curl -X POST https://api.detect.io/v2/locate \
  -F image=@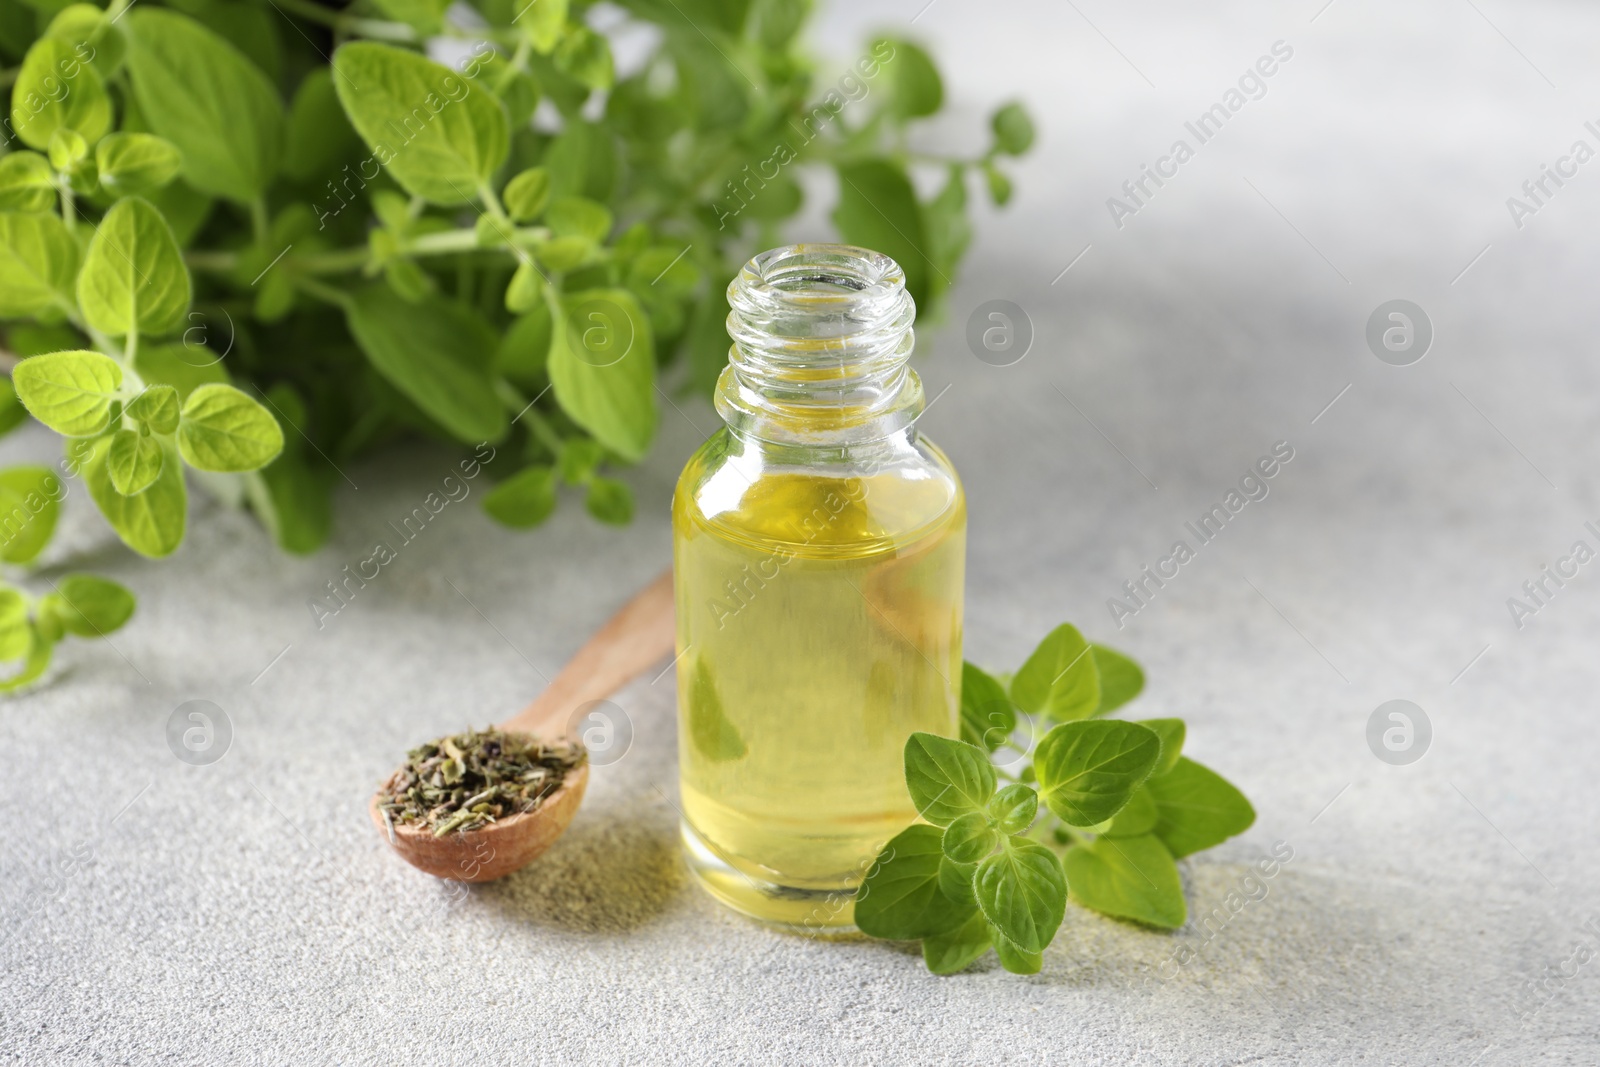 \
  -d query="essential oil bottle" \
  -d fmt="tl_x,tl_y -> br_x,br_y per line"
672,244 -> 966,930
